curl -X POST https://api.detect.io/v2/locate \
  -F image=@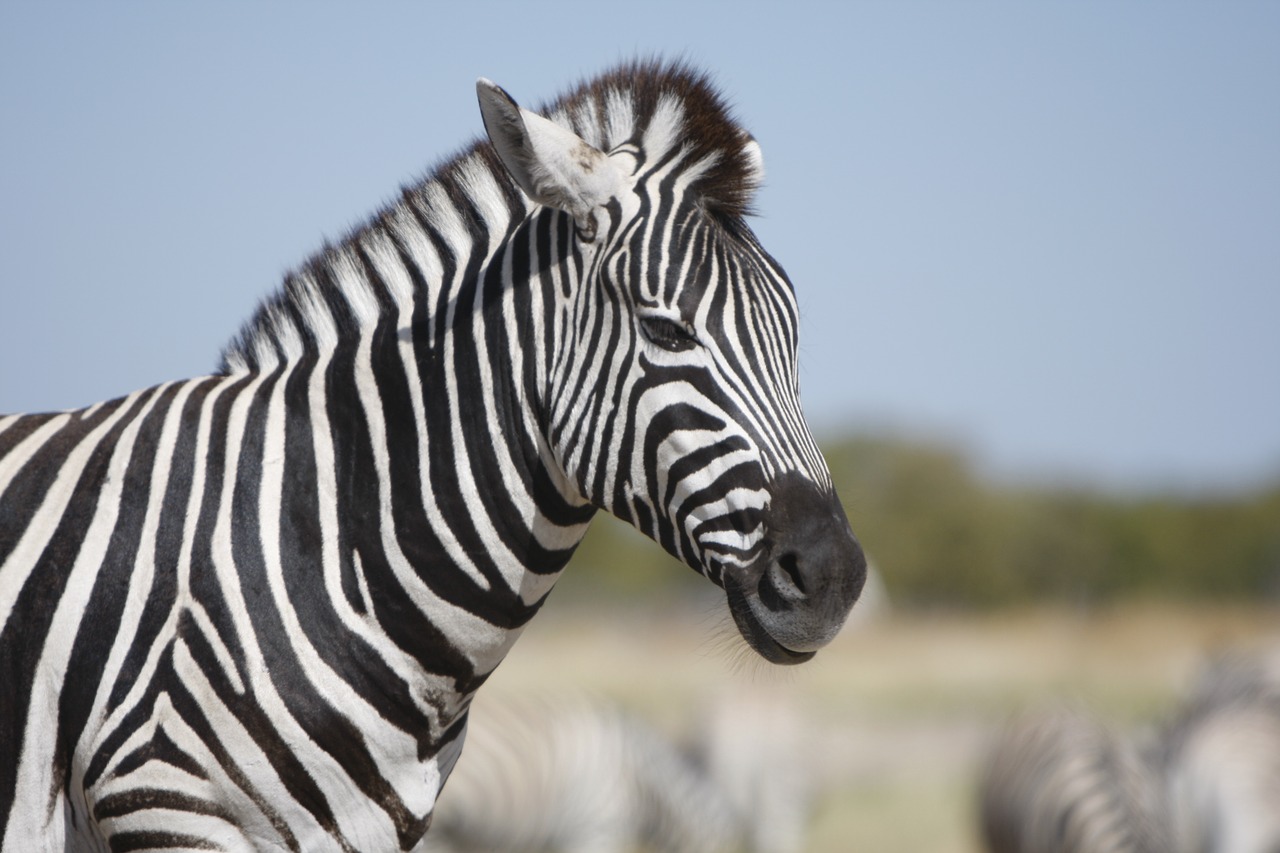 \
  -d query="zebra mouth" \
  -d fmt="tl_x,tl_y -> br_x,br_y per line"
723,575 -> 816,665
